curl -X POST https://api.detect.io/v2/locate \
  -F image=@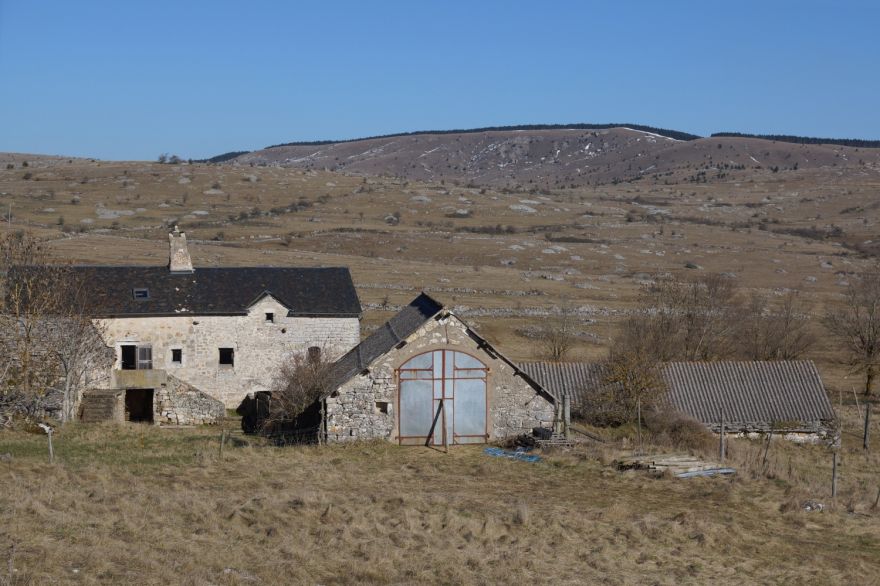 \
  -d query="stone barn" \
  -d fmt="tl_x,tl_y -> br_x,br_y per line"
320,293 -> 557,444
